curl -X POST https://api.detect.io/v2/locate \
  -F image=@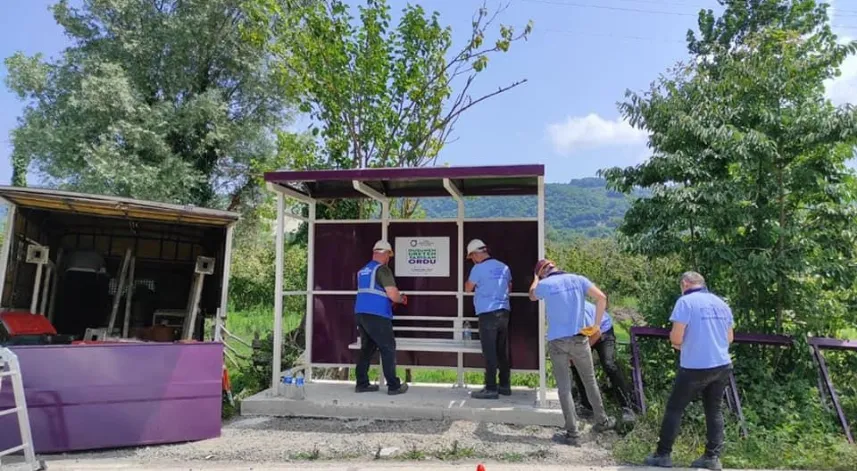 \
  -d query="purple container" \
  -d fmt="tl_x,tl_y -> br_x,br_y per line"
0,342 -> 222,453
